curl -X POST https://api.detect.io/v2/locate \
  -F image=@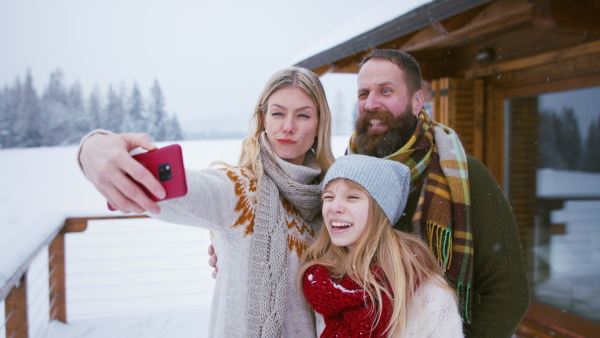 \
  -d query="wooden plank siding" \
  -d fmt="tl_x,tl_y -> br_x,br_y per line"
506,97 -> 539,286
432,78 -> 484,160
